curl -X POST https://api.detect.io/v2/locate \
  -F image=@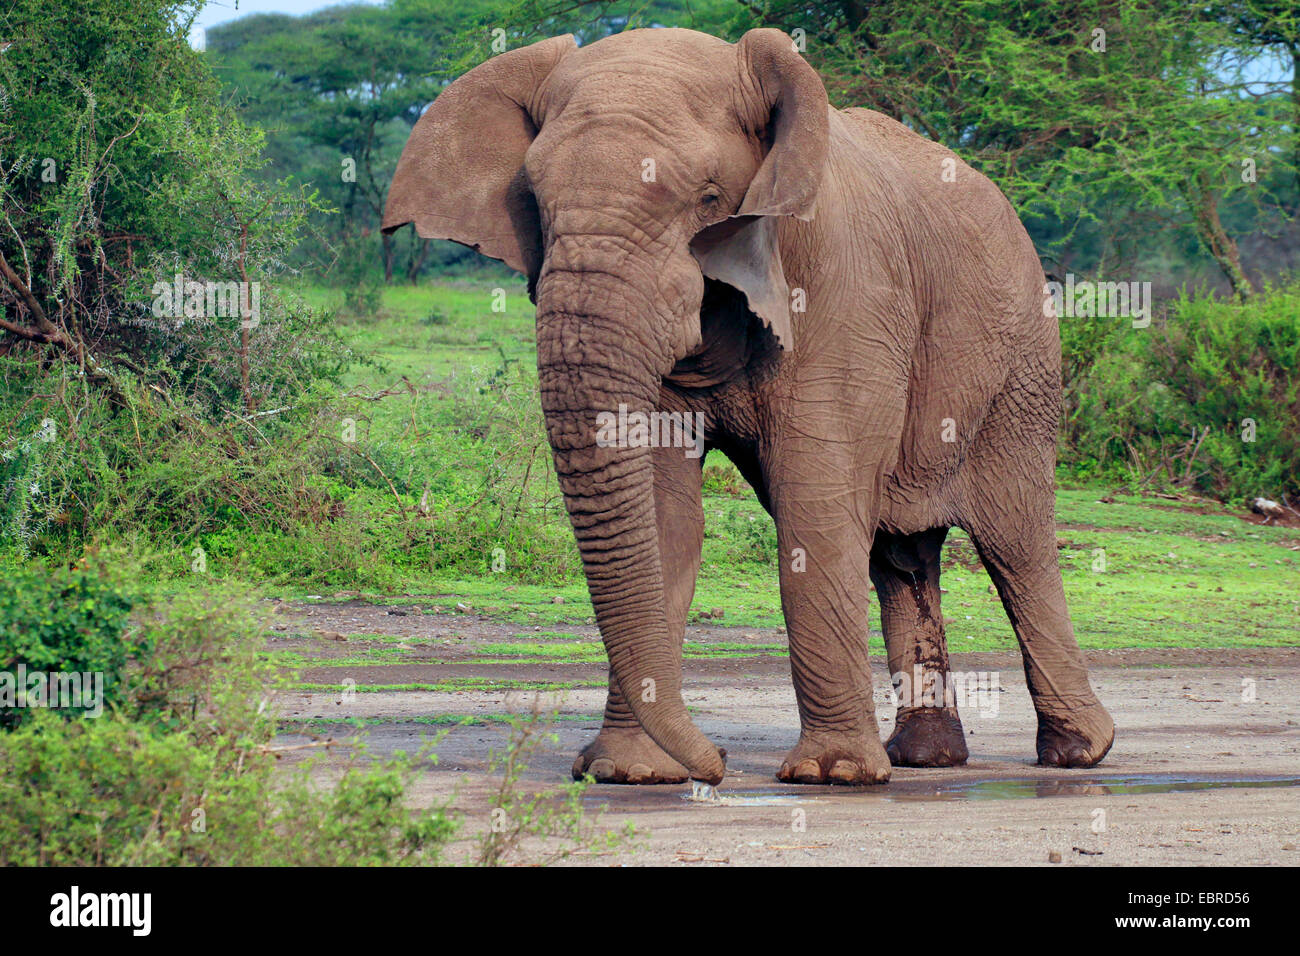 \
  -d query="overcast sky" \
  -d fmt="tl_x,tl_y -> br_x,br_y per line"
192,0 -> 378,35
